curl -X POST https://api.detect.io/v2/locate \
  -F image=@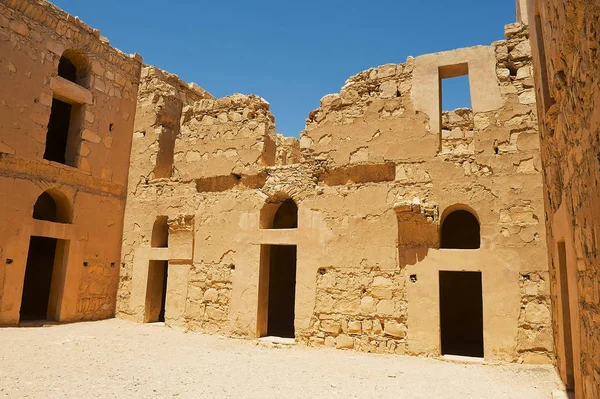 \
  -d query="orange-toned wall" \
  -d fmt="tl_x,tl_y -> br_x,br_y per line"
0,0 -> 142,324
